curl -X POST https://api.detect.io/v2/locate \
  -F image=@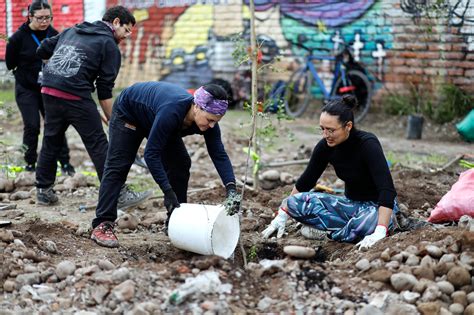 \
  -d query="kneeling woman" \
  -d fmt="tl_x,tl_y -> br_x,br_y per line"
262,95 -> 399,250
91,82 -> 238,248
